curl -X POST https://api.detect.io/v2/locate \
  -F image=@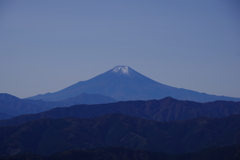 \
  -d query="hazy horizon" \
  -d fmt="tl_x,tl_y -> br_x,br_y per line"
0,0 -> 240,98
